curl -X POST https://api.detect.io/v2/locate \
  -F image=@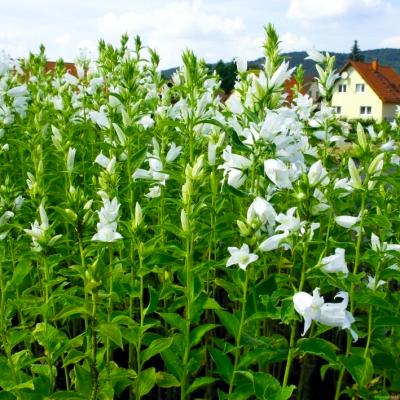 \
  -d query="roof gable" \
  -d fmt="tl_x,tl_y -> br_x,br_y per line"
341,60 -> 400,103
